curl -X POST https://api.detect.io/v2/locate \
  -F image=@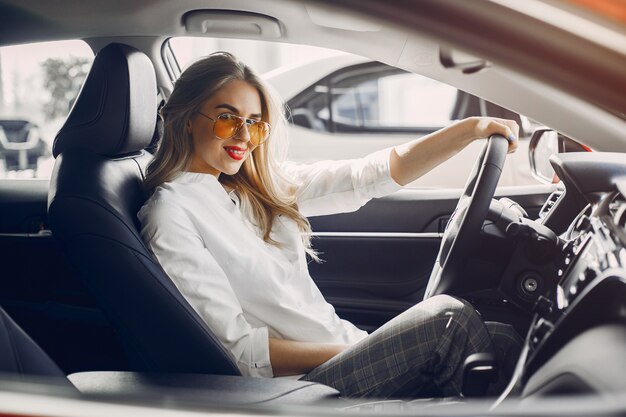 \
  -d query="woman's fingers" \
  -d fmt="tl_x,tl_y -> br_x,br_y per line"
494,118 -> 520,154
474,117 -> 519,154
